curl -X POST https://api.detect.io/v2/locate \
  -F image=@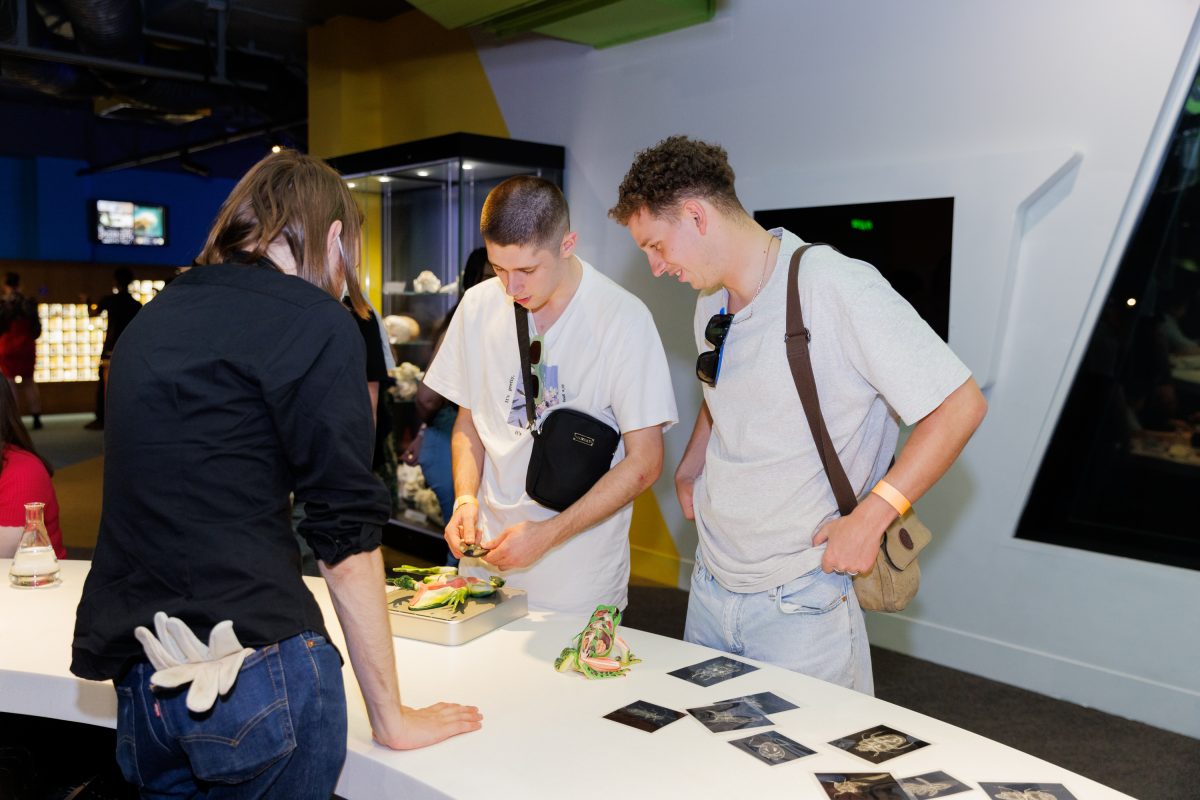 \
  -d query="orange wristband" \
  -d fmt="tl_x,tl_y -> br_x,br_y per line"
871,480 -> 911,517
